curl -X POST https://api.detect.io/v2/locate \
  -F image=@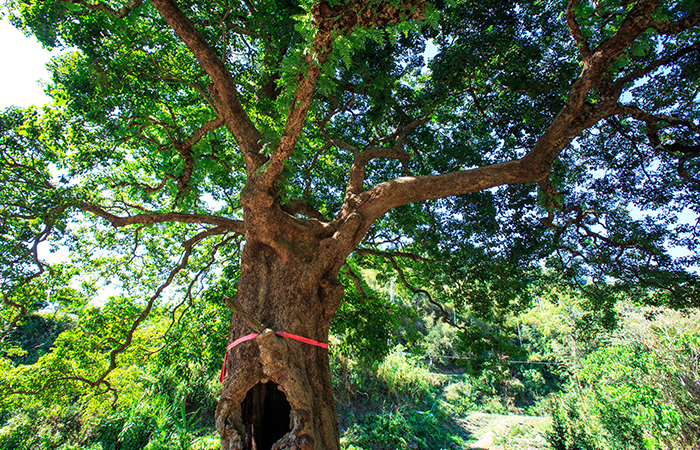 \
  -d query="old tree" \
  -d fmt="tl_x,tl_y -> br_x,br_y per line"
1,0 -> 699,448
